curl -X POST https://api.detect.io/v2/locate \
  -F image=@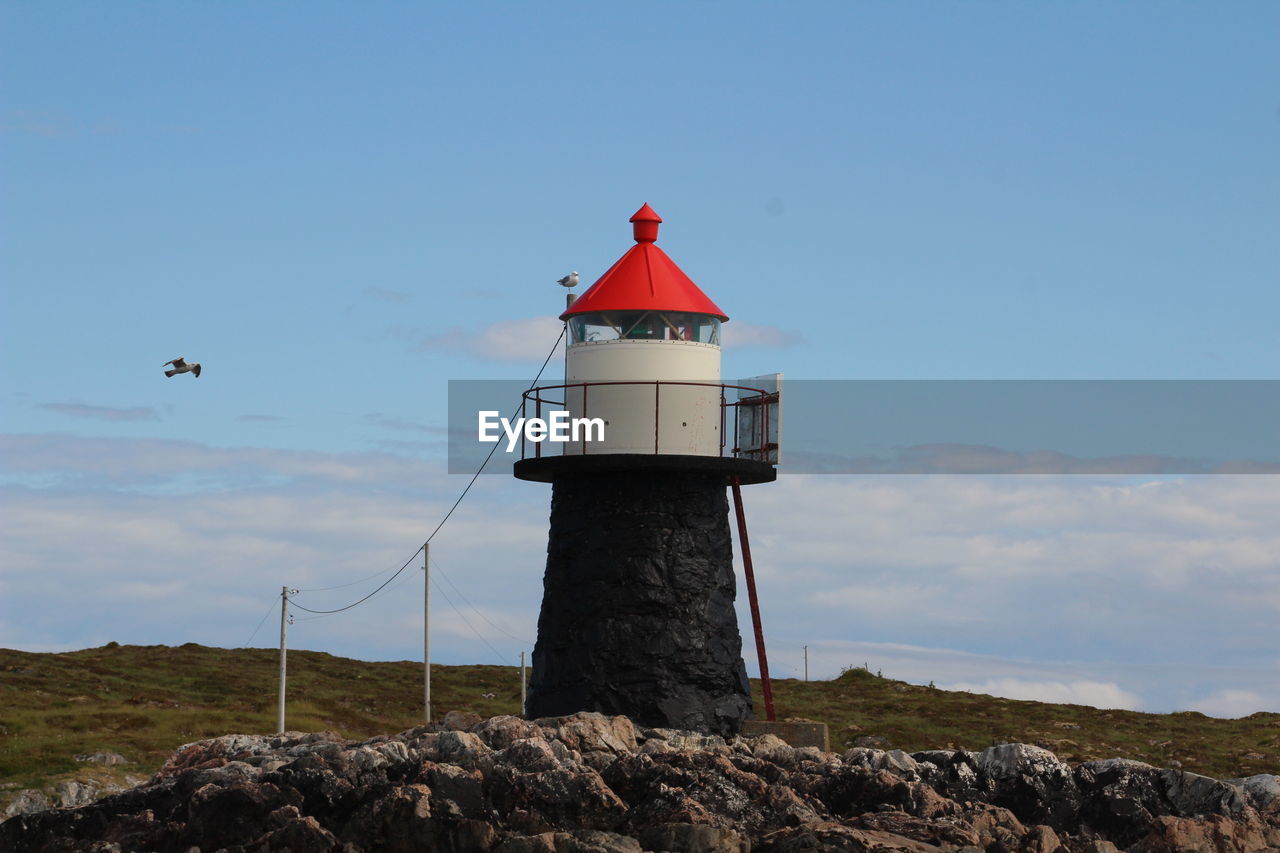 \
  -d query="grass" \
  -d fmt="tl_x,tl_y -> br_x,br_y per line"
768,667 -> 1278,778
2,645 -> 1276,813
